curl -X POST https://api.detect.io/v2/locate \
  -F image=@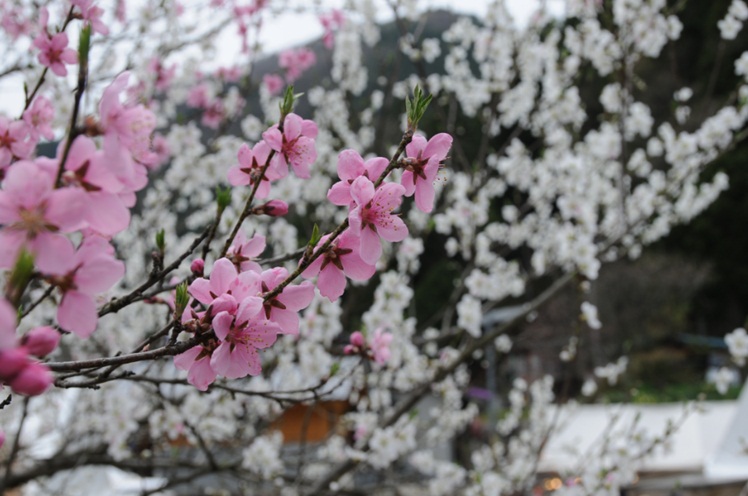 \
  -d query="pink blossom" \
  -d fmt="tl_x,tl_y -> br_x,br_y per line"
186,83 -> 211,108
174,345 -> 217,391
260,268 -> 314,335
226,232 -> 265,273
0,117 -> 34,170
0,160 -> 86,274
258,199 -> 288,217
190,258 -> 205,277
319,9 -> 346,49
263,113 -> 318,179
32,11 -> 77,78
227,141 -> 278,198
52,236 -> 125,337
21,326 -> 60,357
147,57 -> 177,91
347,176 -> 408,265
401,133 -> 452,213
370,328 -> 393,365
23,96 -> 55,141
8,361 -> 53,395
327,149 -> 388,206
55,136 -> 131,236
150,133 -> 171,170
99,71 -> 158,169
215,65 -> 241,82
210,297 -> 279,378
189,258 -> 241,309
301,230 -> 376,301
263,74 -> 284,96
201,99 -> 226,129
278,48 -> 316,82
71,0 -> 109,35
